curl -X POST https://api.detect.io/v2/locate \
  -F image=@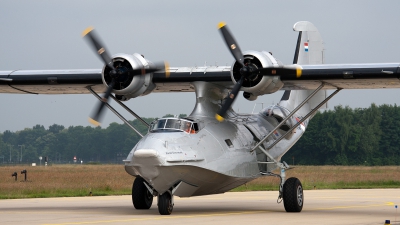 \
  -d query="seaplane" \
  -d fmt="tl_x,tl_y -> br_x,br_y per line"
1,21 -> 399,215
